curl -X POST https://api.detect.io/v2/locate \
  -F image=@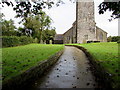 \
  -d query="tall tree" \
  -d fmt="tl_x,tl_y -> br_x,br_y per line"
38,10 -> 52,43
22,10 -> 52,43
1,19 -> 16,31
1,19 -> 18,36
18,27 -> 26,36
